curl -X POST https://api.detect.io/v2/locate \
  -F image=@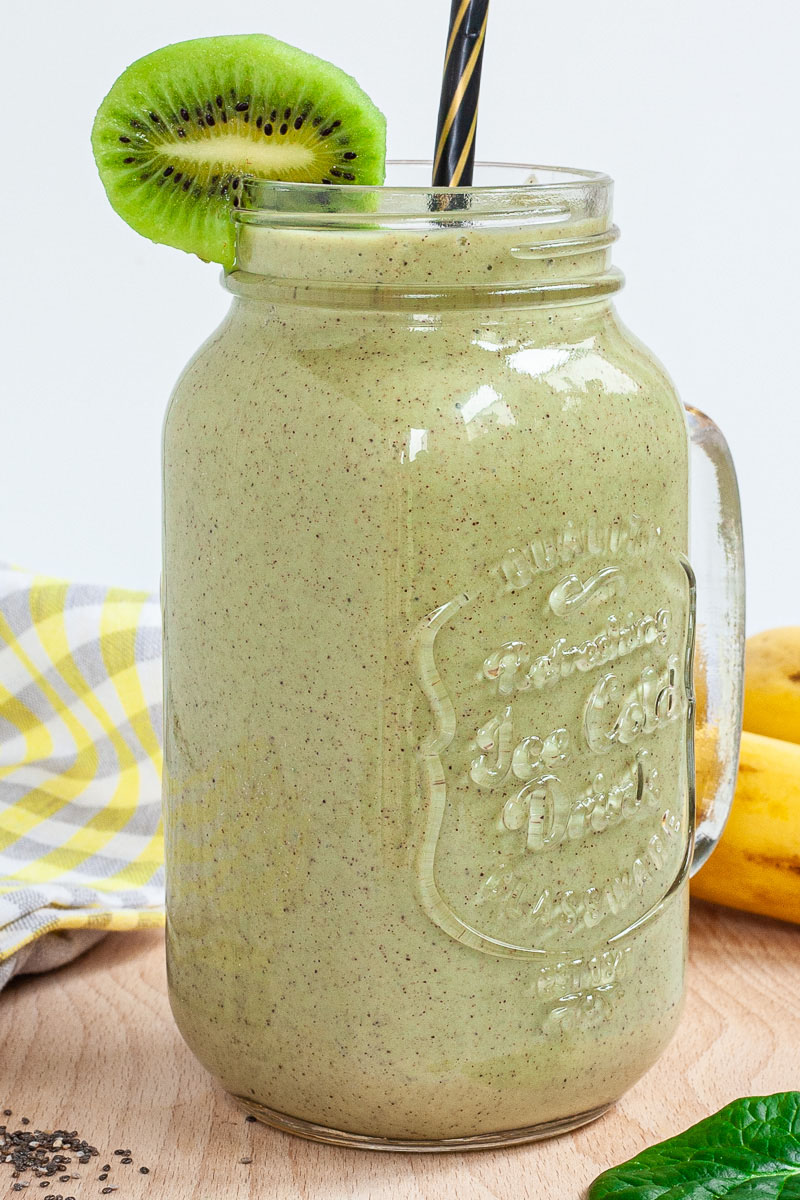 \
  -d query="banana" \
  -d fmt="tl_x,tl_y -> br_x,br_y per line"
743,626 -> 800,744
691,729 -> 800,924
